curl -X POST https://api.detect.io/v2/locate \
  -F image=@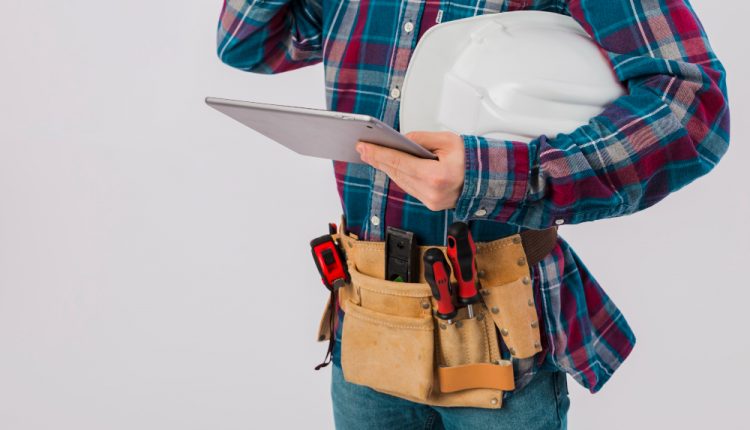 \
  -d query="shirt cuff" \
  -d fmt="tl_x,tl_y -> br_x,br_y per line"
453,134 -> 536,222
